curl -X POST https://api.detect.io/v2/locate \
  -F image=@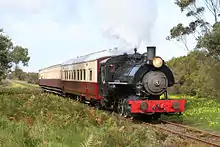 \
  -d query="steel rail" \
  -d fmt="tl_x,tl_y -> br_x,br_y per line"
145,121 -> 220,147
161,120 -> 220,138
